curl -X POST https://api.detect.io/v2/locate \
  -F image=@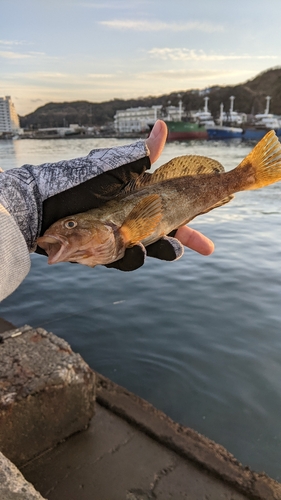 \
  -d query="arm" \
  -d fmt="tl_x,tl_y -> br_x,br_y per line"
0,139 -> 150,301
0,121 -> 214,301
0,204 -> 30,301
